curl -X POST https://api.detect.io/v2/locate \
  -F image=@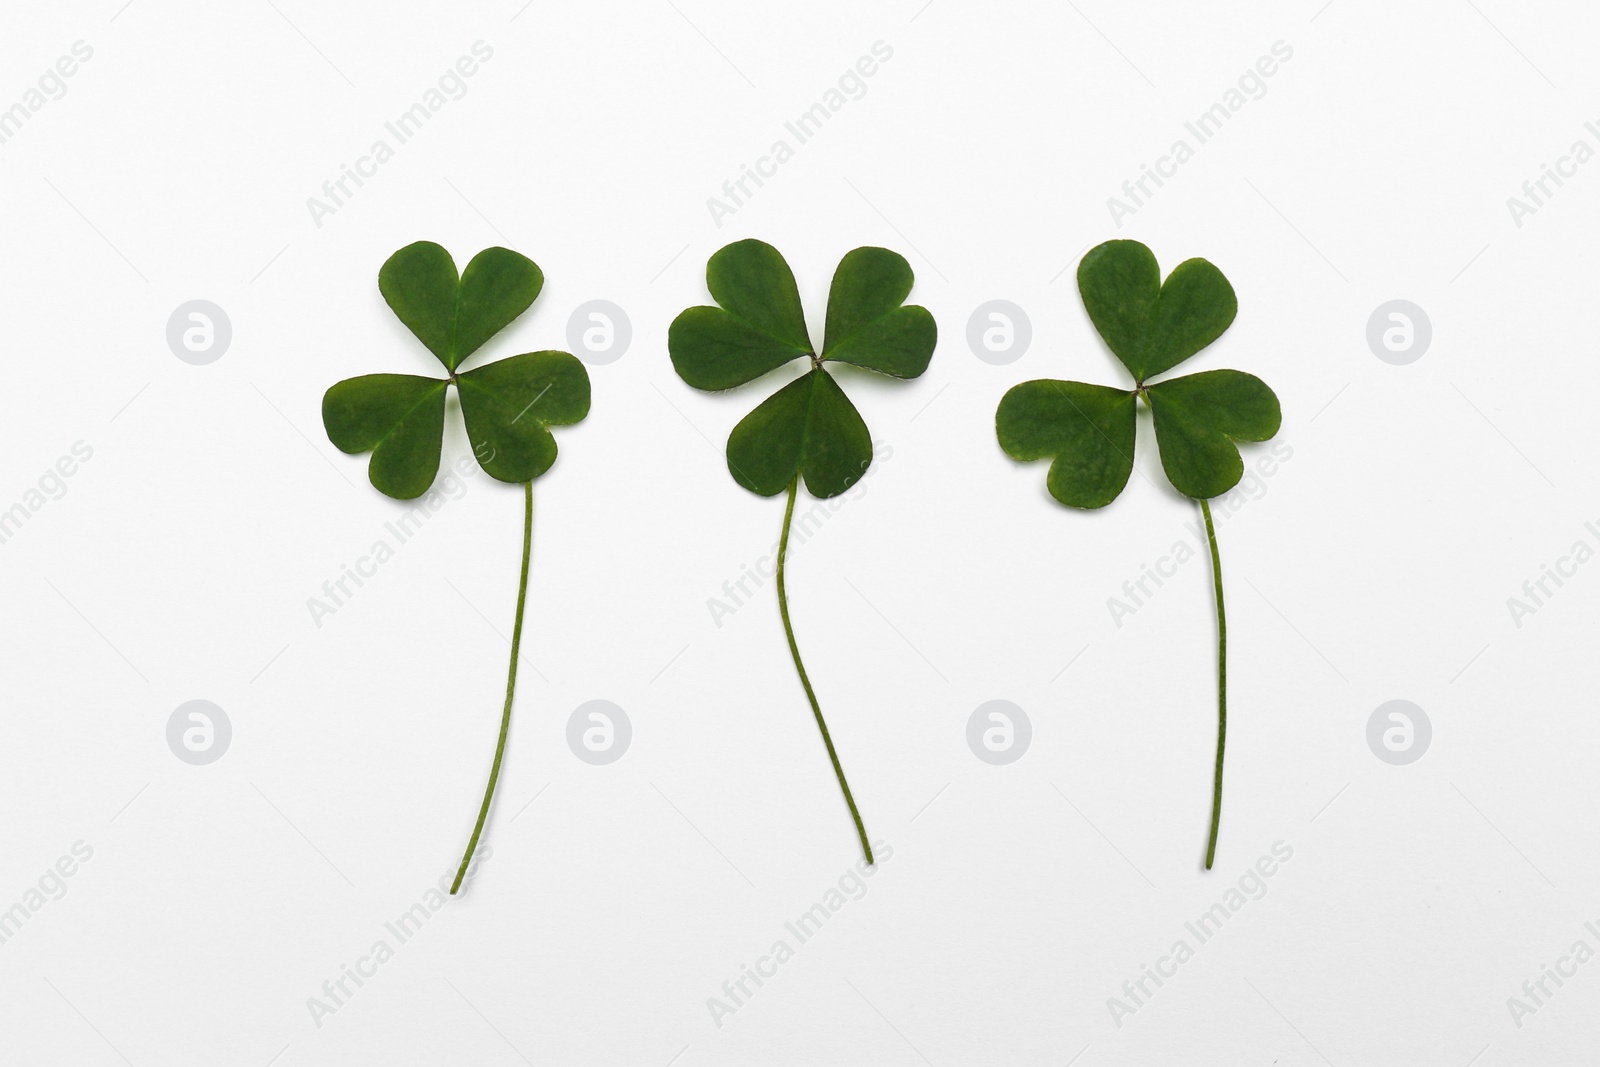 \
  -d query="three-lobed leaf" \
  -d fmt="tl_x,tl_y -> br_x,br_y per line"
325,243 -> 587,500
999,240 -> 1279,506
669,241 -> 935,499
